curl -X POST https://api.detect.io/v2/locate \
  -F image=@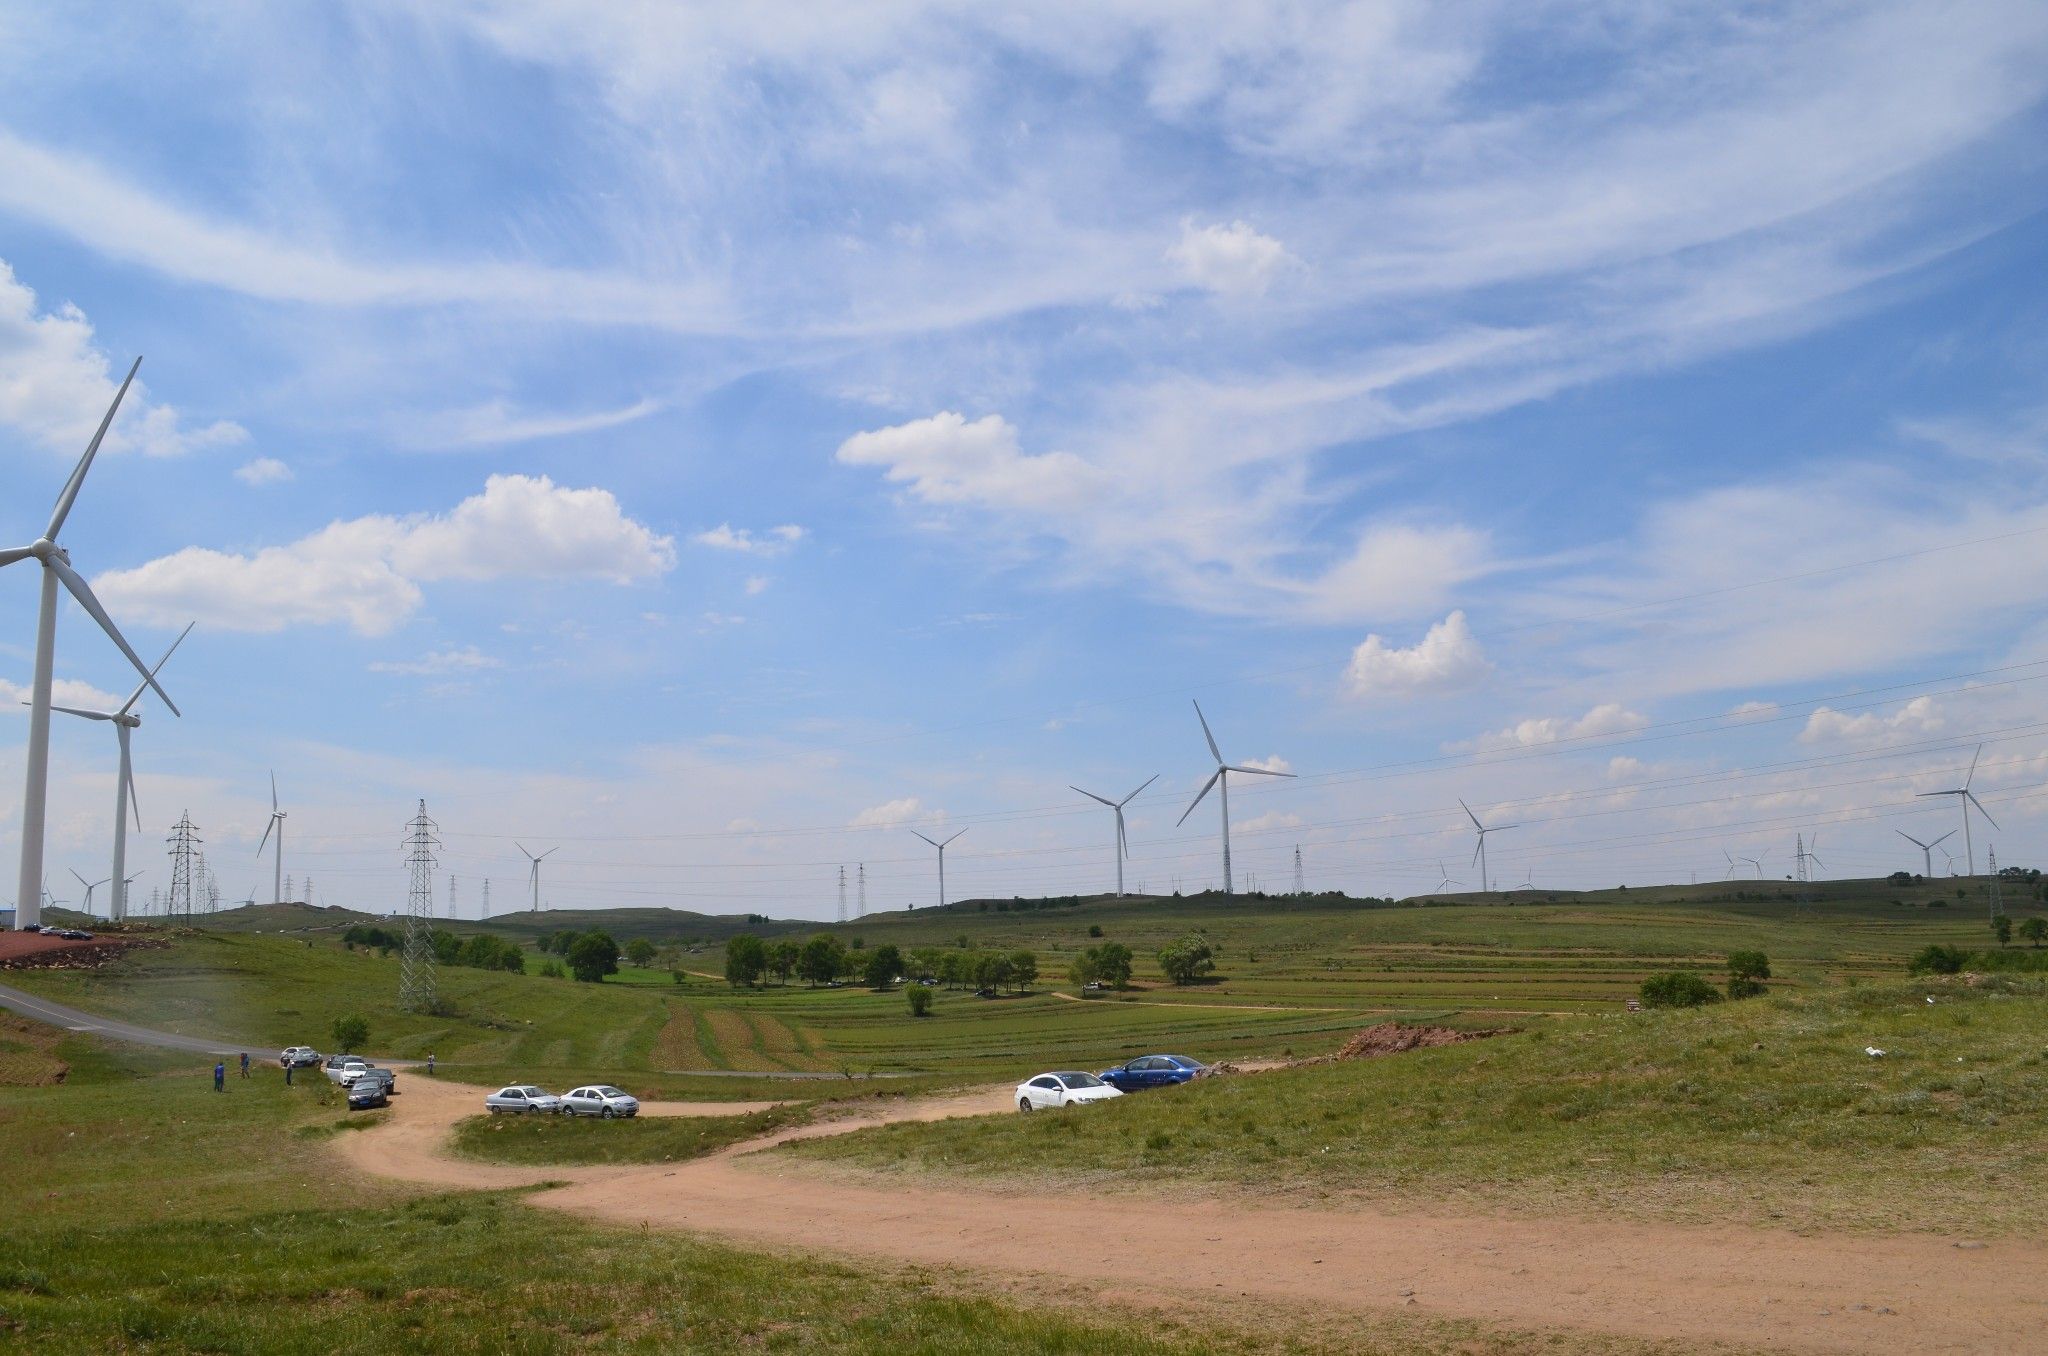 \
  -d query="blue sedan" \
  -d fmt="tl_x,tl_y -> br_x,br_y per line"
1098,1054 -> 1206,1092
